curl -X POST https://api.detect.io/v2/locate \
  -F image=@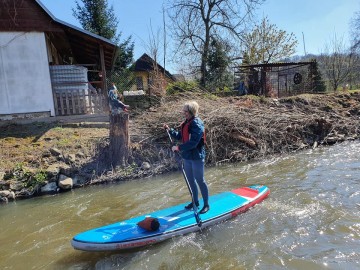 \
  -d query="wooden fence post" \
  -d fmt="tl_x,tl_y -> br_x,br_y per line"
109,112 -> 129,168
